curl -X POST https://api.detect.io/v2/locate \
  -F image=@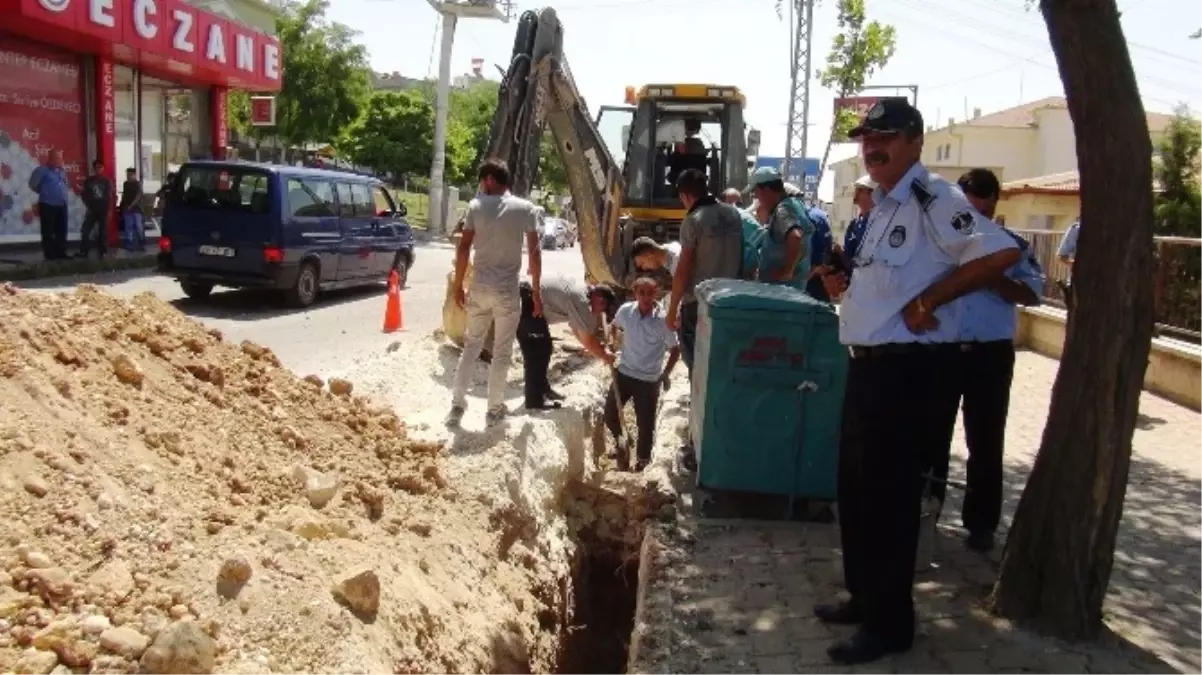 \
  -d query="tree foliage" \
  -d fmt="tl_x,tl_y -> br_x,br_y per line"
1153,104 -> 1201,237
816,0 -> 897,175
228,0 -> 372,149
343,91 -> 434,179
